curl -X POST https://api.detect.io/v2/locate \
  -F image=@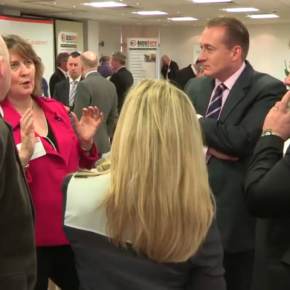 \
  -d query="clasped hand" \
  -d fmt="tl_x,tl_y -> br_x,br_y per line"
71,106 -> 104,150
